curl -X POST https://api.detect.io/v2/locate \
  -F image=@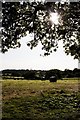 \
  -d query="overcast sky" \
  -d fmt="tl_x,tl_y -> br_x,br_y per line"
0,34 -> 78,71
